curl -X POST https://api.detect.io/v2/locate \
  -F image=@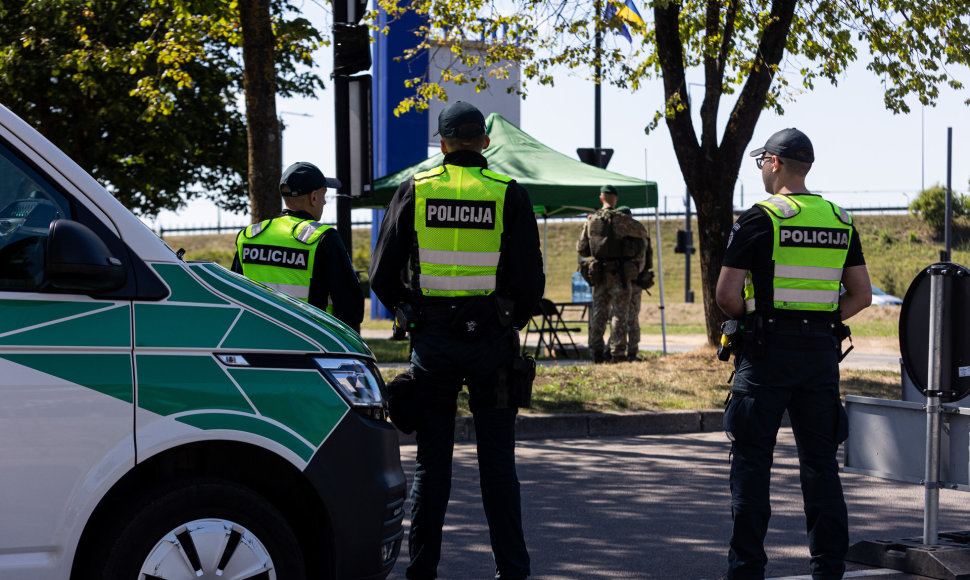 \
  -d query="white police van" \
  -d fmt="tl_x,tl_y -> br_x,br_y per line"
0,102 -> 405,579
